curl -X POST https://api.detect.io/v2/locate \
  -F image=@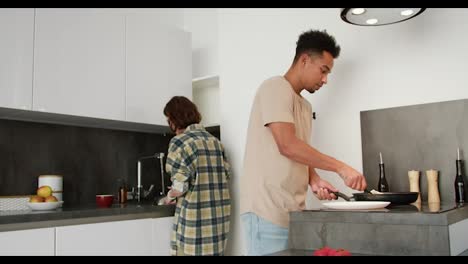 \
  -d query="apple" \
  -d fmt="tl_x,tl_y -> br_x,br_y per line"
44,195 -> 58,202
29,195 -> 44,203
37,185 -> 53,198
